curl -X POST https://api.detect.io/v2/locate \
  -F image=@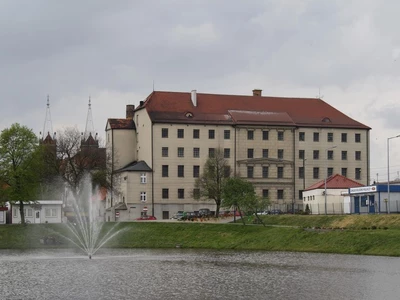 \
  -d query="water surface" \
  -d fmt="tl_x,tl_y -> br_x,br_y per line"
1,249 -> 399,300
